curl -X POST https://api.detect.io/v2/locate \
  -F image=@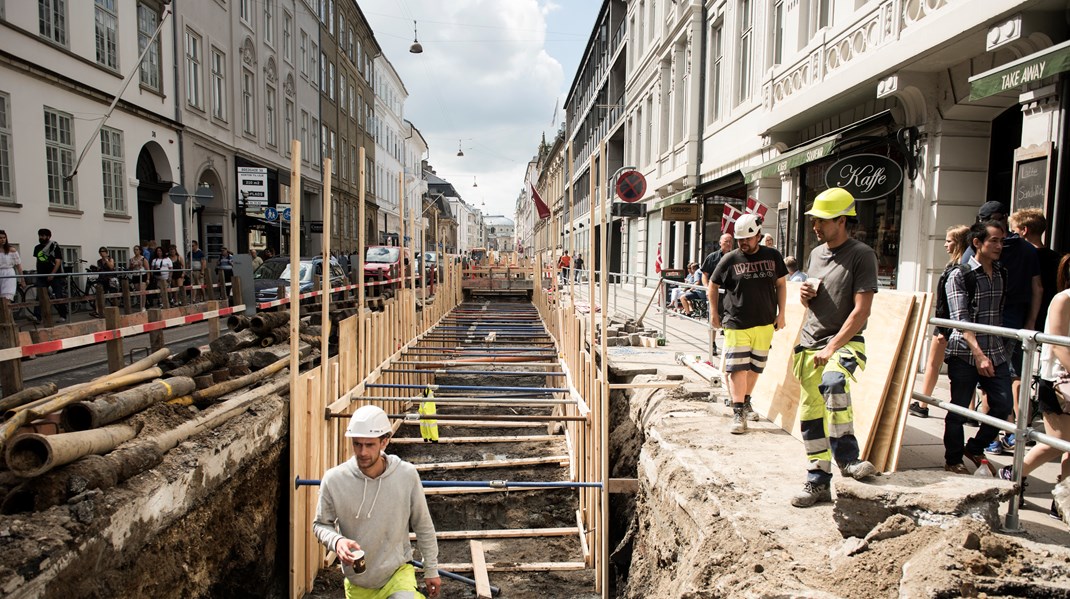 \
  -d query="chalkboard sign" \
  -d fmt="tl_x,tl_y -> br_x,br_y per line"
1012,143 -> 1052,212
777,205 -> 789,251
